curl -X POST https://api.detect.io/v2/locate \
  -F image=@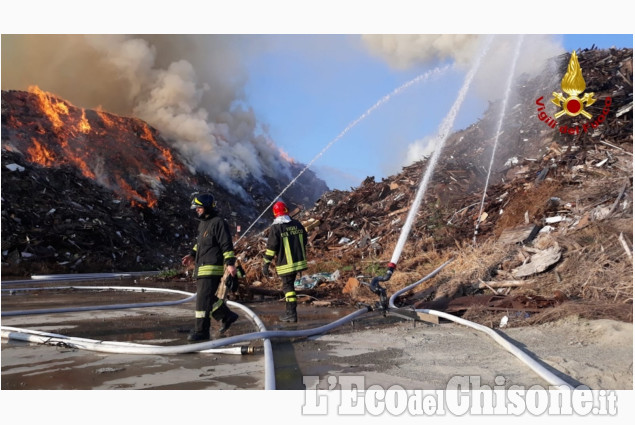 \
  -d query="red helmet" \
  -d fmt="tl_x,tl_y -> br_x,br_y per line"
273,201 -> 289,217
